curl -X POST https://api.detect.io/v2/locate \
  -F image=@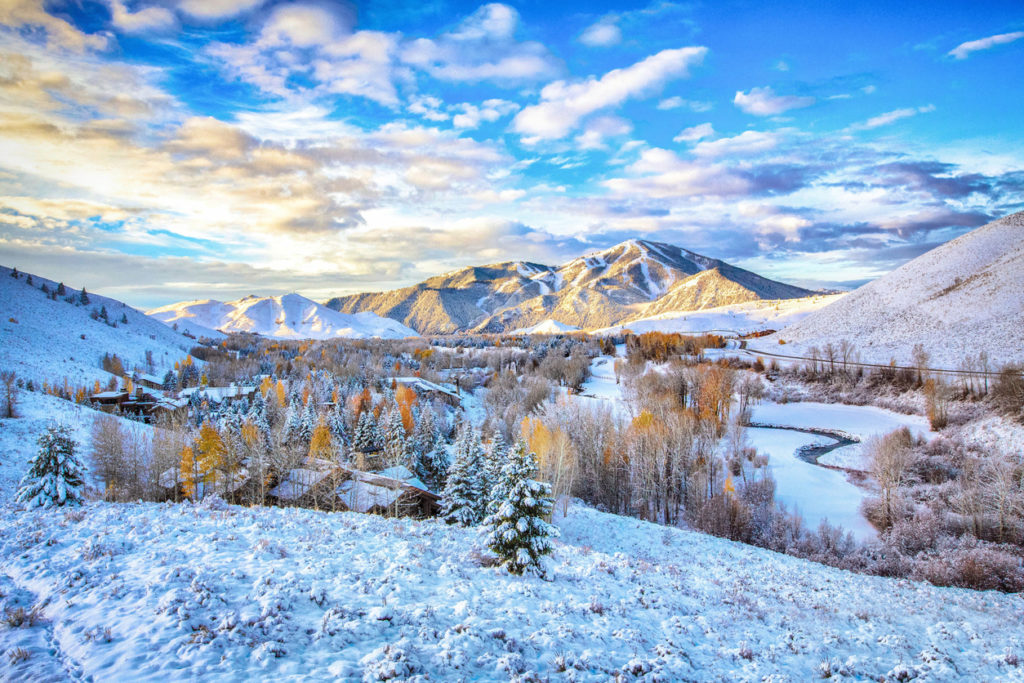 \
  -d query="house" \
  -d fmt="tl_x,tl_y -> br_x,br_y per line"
90,390 -> 129,412
387,376 -> 462,407
135,373 -> 166,391
336,465 -> 440,518
179,384 -> 259,406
